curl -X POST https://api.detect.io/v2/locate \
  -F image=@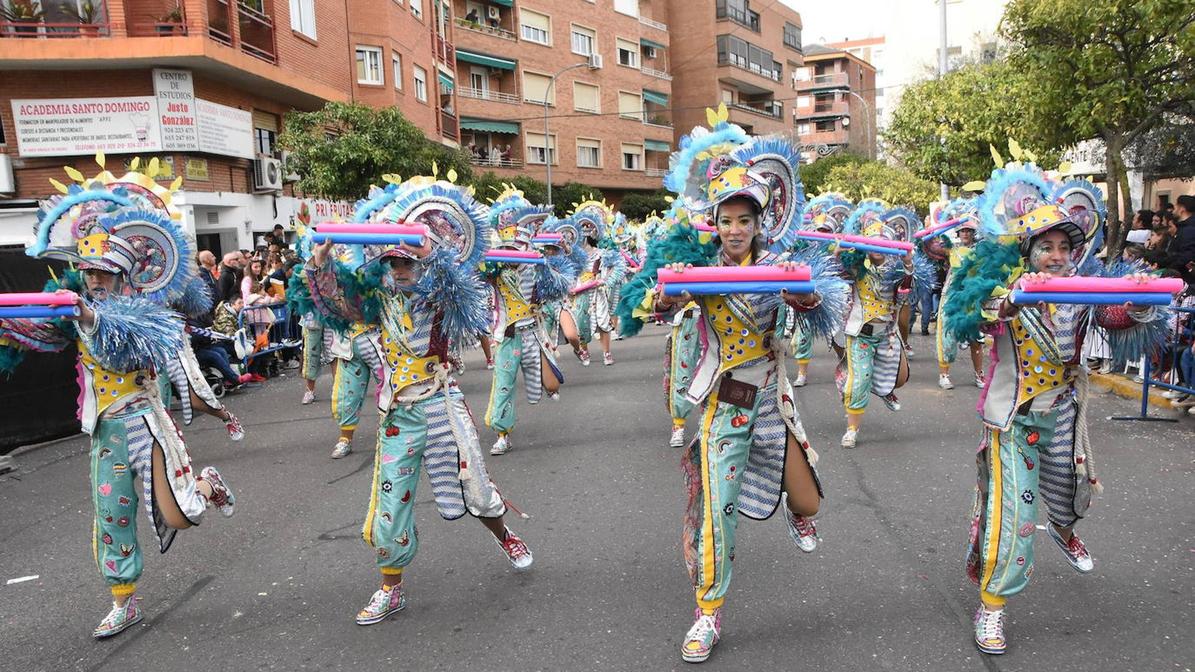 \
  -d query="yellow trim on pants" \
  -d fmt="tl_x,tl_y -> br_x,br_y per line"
695,390 -> 723,613
979,430 -> 1004,594
360,428 -> 384,546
